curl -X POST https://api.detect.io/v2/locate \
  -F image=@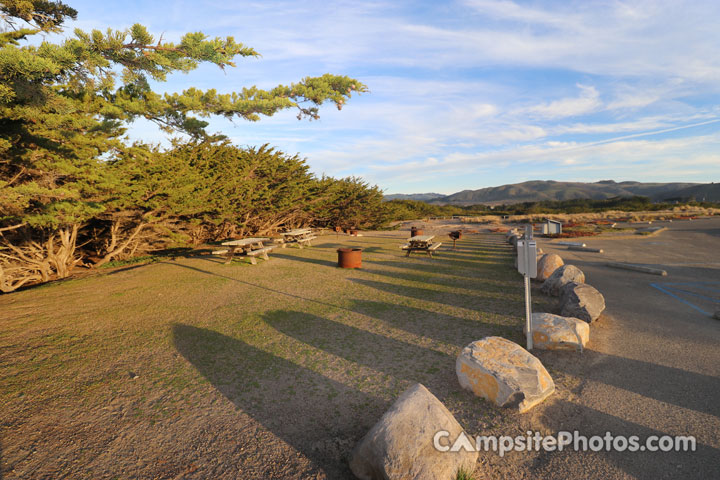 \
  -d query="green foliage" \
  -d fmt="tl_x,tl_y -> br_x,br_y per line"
0,1 -> 77,46
0,1 -> 367,231
381,199 -> 490,222
492,196 -> 672,215
104,141 -> 387,238
0,1 -> 374,290
311,176 -> 386,229
161,141 -> 316,236
455,466 -> 474,480
380,196 -> 720,223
